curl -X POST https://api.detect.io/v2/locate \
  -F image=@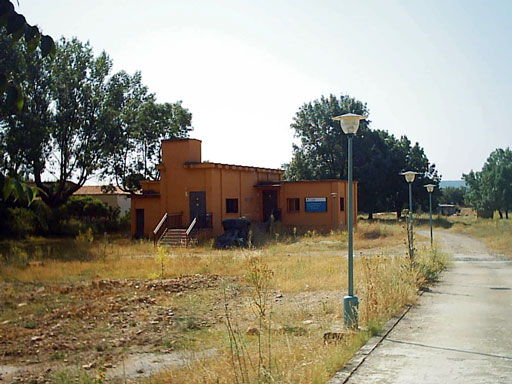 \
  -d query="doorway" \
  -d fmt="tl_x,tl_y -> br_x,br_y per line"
262,190 -> 279,222
135,209 -> 144,238
189,191 -> 206,227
